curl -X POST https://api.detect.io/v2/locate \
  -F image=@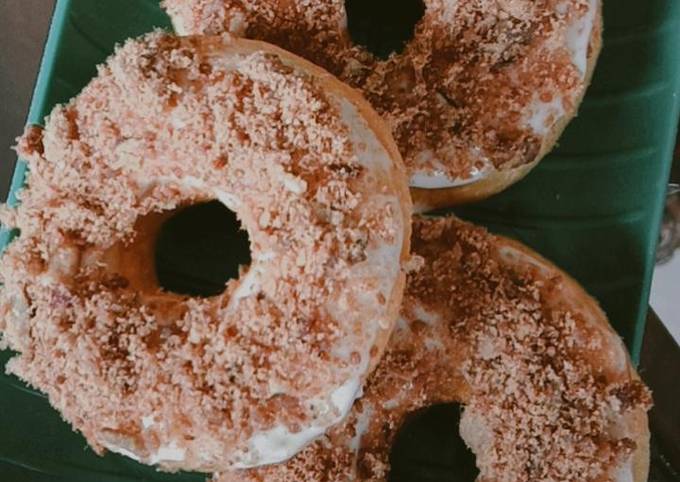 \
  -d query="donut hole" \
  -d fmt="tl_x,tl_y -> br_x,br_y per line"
154,201 -> 251,297
388,403 -> 479,481
345,0 -> 425,59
